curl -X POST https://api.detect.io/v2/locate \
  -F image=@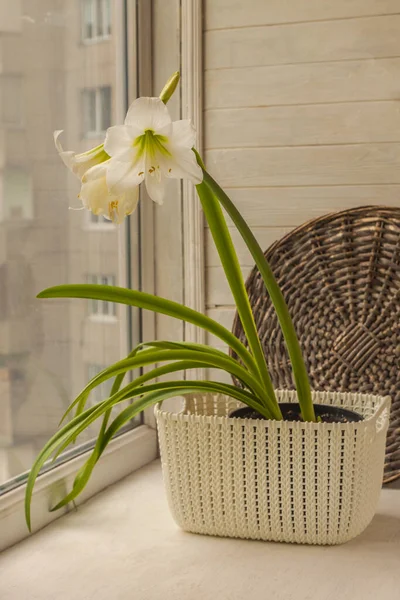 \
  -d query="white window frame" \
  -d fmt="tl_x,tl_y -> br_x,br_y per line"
81,0 -> 112,44
0,0 -> 162,552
